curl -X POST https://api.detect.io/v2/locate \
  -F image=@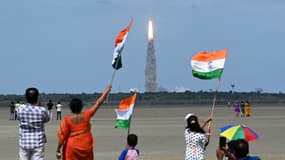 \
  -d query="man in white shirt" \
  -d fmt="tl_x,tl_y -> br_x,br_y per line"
14,101 -> 21,120
56,101 -> 62,120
